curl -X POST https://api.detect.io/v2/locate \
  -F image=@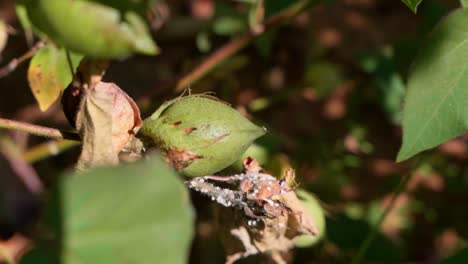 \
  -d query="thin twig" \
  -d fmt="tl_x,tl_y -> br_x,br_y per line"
0,41 -> 44,78
0,117 -> 80,141
175,0 -> 312,91
350,173 -> 413,264
23,140 -> 80,163
65,49 -> 75,77
185,178 -> 246,209
0,136 -> 43,194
